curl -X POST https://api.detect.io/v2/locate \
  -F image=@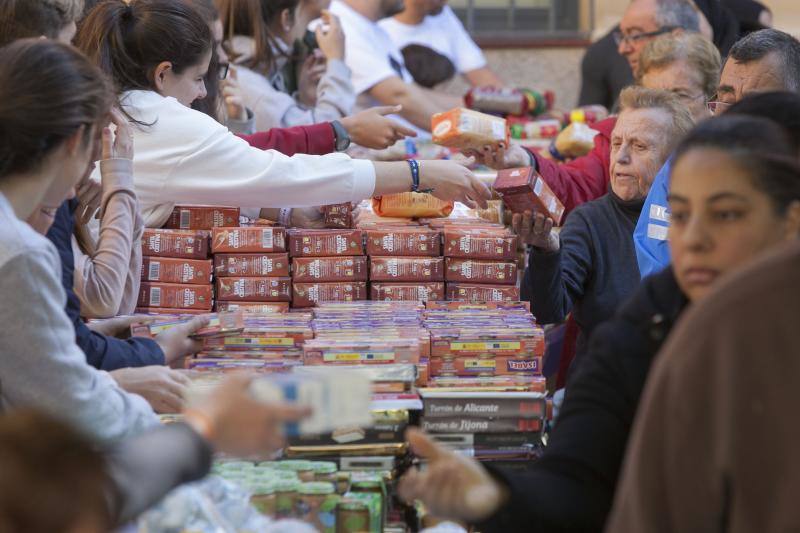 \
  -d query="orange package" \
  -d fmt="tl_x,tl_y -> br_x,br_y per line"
431,108 -> 508,150
372,192 -> 453,218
